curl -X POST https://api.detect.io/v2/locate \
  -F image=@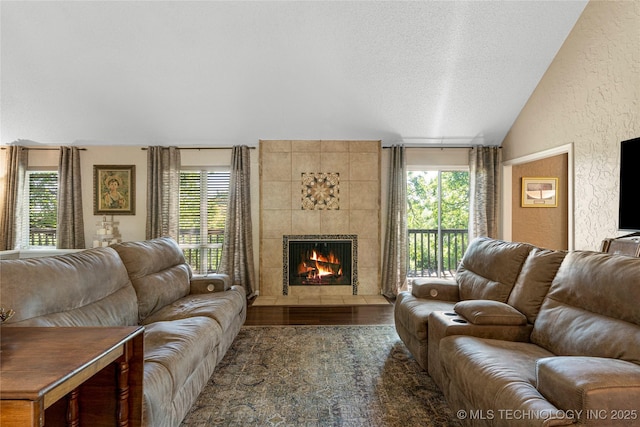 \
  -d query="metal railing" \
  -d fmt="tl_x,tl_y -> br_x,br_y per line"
30,227 -> 466,278
178,229 -> 225,274
407,228 -> 468,278
29,228 -> 57,247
